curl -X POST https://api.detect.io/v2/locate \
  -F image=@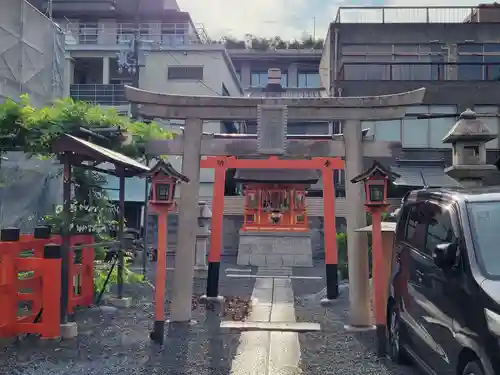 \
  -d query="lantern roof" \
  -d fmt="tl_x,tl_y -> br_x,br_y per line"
141,160 -> 189,183
442,108 -> 496,143
350,160 -> 400,184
